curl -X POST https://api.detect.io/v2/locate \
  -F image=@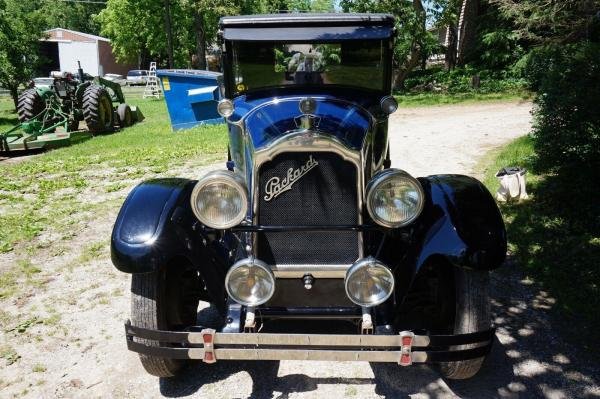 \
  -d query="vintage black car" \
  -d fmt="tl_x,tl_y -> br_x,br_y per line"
111,14 -> 506,380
